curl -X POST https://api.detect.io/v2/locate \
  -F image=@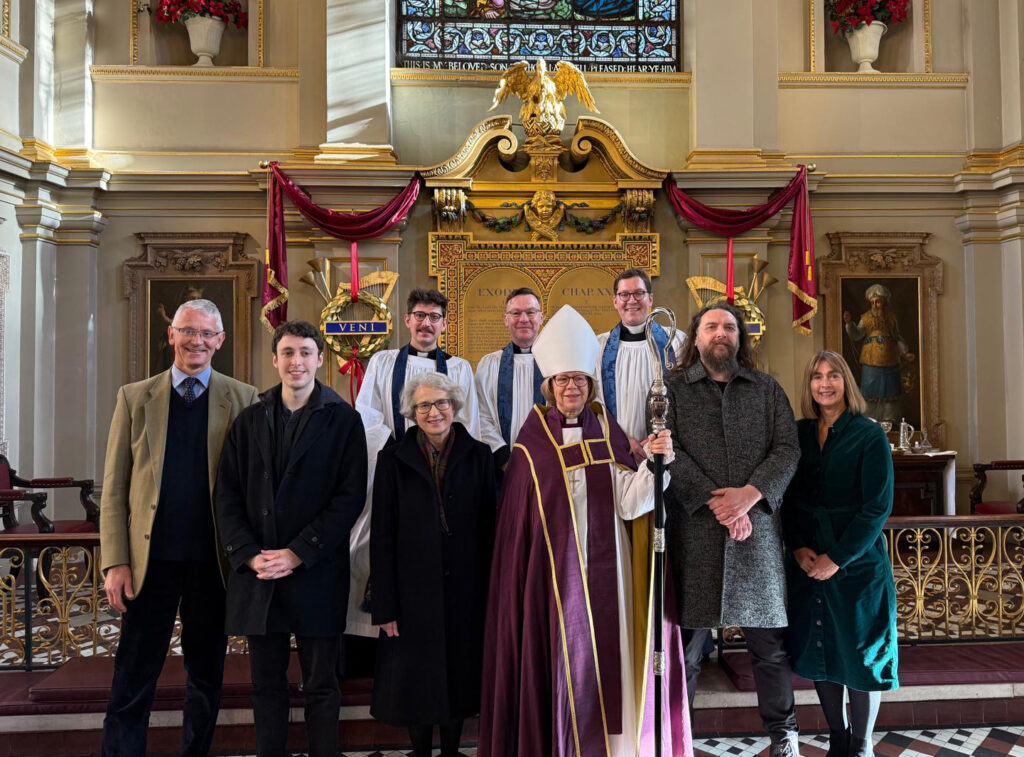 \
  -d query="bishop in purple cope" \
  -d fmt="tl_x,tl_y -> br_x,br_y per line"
479,306 -> 693,757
